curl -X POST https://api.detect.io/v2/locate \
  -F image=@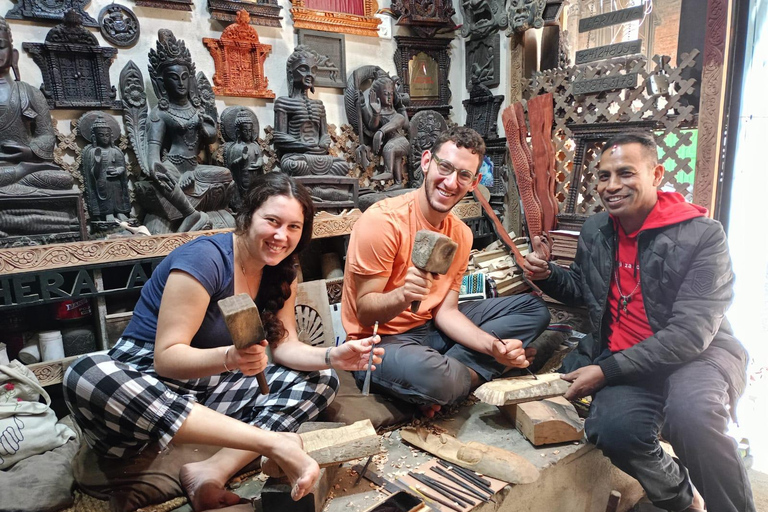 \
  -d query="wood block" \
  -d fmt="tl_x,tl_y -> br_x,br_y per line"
473,373 -> 571,406
400,427 -> 539,484
262,420 -> 381,478
217,293 -> 264,349
514,397 -> 584,446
